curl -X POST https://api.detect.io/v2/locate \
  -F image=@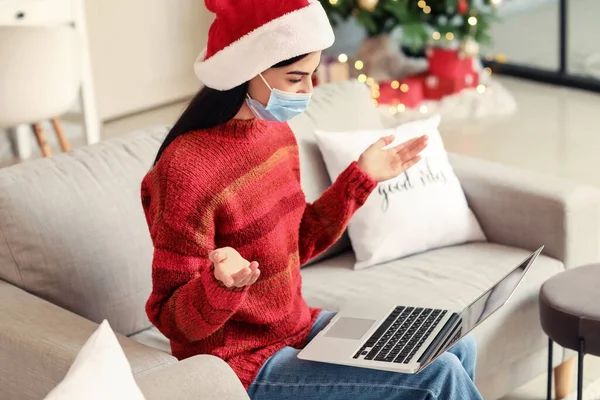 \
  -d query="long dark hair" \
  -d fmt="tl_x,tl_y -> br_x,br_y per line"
153,54 -> 309,165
